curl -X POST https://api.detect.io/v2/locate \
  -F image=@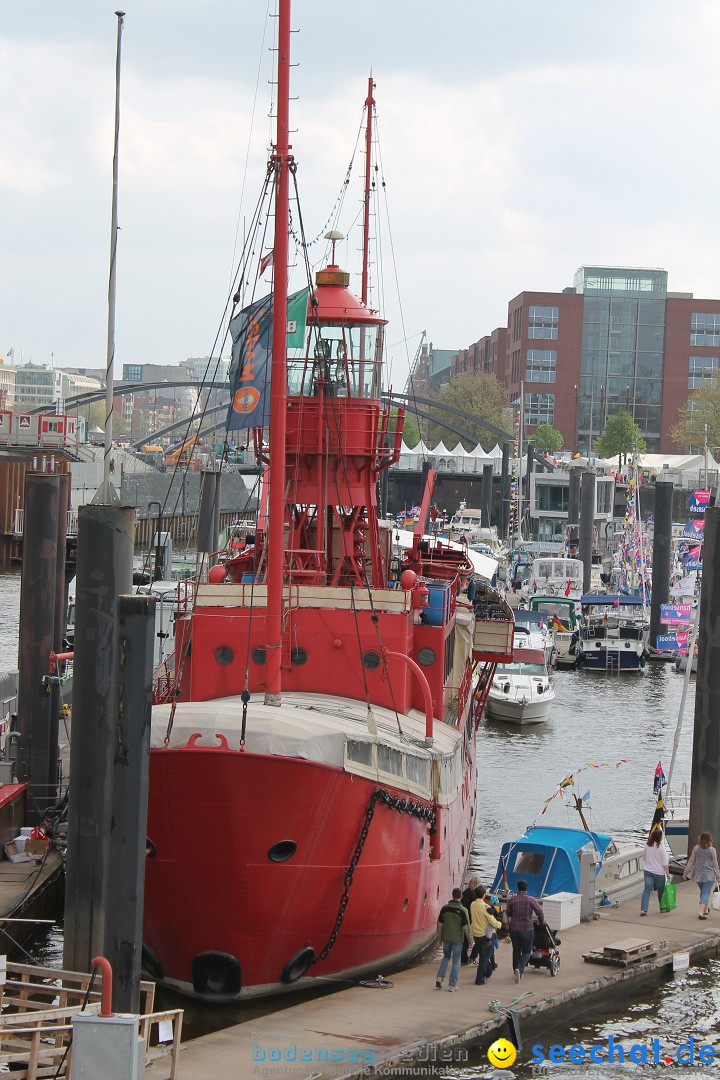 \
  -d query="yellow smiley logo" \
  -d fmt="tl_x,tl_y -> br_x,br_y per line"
487,1038 -> 517,1069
